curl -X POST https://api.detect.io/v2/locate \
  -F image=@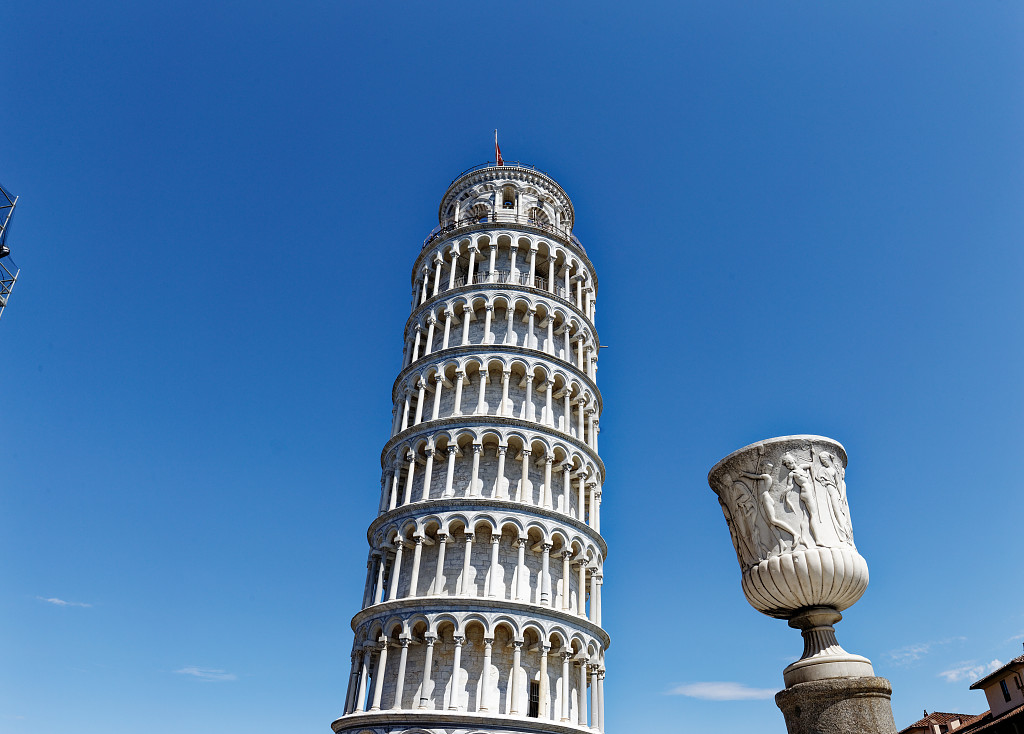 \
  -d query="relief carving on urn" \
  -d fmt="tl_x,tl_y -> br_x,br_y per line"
709,435 -> 875,686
